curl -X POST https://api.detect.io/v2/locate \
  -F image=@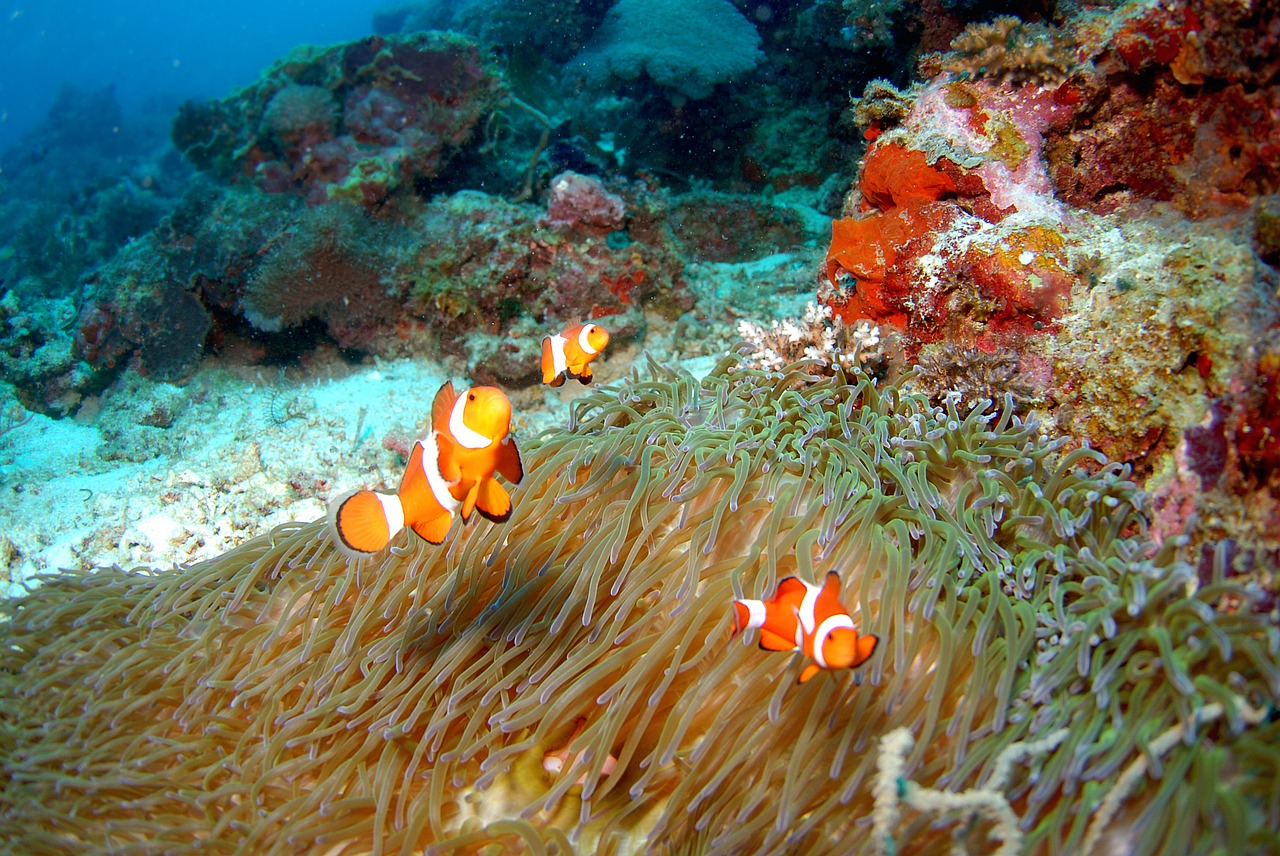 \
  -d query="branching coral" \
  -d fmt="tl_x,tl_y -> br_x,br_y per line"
736,301 -> 881,373
2,358 -> 1278,854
